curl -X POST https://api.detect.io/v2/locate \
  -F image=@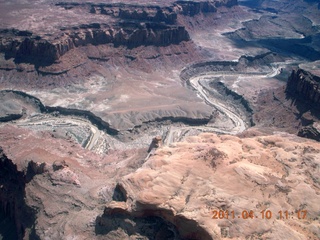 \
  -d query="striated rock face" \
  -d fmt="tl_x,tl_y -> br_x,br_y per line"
174,0 -> 235,16
0,0 -> 238,66
298,122 -> 320,141
0,90 -> 42,122
57,0 -> 238,21
286,68 -> 320,106
57,22 -> 190,51
0,29 -> 58,64
59,2 -> 178,24
0,24 -> 190,65
180,52 -> 282,81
